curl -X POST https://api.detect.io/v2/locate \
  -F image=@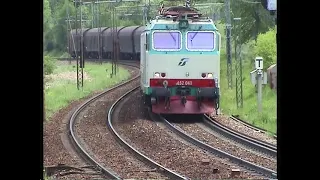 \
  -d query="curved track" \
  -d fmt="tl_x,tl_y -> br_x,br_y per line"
230,115 -> 277,139
68,63 -> 139,179
205,115 -> 277,155
157,115 -> 277,179
107,87 -> 188,180
204,115 -> 277,157
61,57 -> 277,179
